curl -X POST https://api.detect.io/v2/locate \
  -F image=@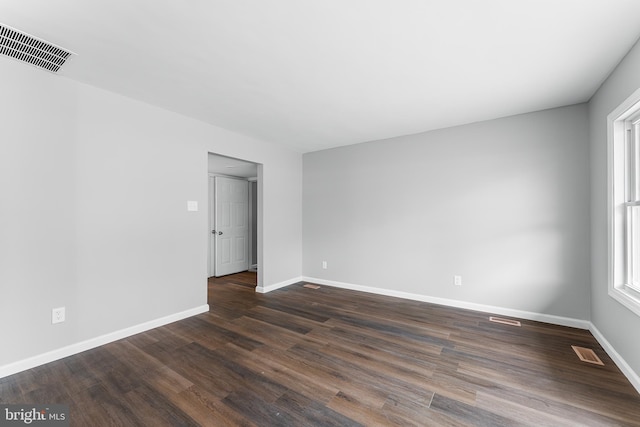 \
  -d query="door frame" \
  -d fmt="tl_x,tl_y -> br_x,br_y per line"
248,177 -> 258,271
207,157 -> 262,288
